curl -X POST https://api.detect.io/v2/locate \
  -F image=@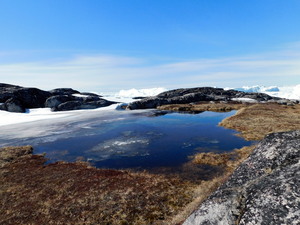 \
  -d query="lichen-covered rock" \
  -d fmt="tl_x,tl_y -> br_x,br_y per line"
184,130 -> 300,225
